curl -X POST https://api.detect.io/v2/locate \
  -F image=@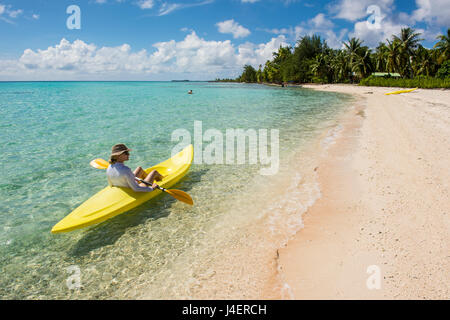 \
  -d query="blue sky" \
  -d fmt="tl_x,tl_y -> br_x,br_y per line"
0,0 -> 448,80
